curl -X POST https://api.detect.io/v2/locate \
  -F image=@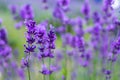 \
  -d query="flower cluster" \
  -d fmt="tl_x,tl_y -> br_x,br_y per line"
21,19 -> 57,78
36,23 -> 56,75
0,20 -> 25,80
7,0 -> 120,80
22,20 -> 36,68
9,4 -> 34,29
